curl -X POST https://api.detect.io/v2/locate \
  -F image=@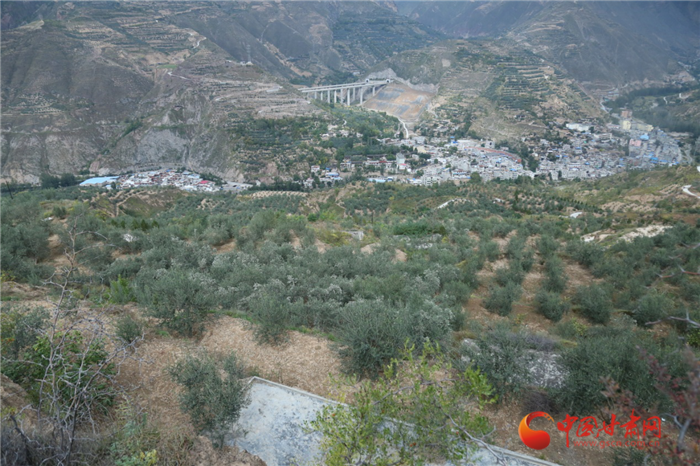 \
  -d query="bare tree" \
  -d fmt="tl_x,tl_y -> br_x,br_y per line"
4,212 -> 144,465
